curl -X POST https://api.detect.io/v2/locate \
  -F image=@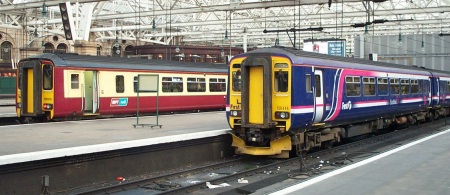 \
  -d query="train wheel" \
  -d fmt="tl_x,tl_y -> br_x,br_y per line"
322,140 -> 335,149
21,117 -> 34,124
